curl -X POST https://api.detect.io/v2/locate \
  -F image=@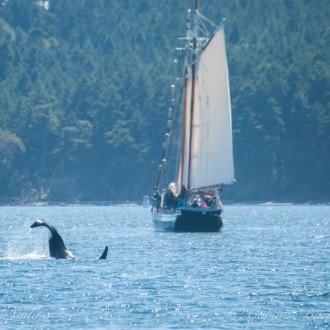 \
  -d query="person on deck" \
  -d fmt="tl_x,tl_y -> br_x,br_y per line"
152,187 -> 161,209
177,185 -> 187,207
165,182 -> 177,209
